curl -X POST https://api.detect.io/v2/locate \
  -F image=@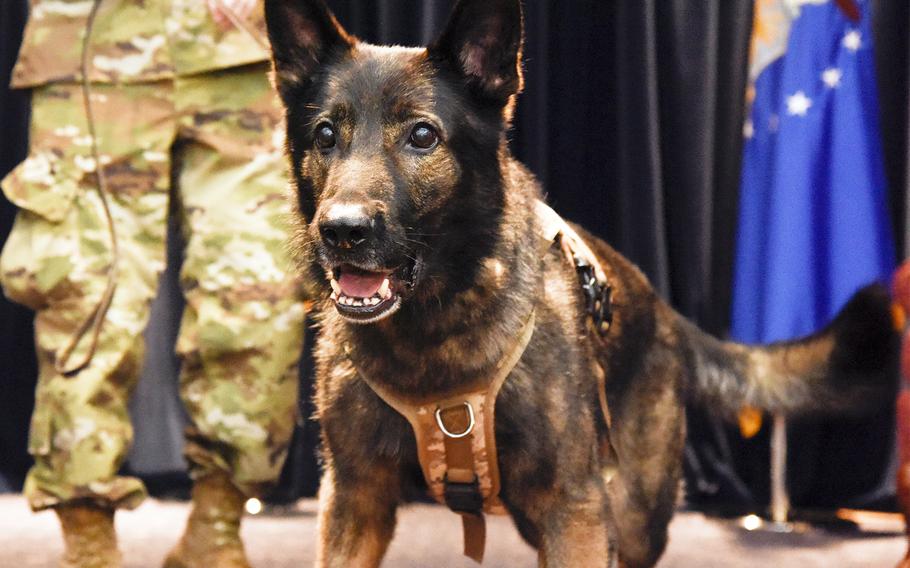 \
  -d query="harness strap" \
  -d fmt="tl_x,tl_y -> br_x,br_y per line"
536,200 -> 614,426
536,200 -> 614,337
439,402 -> 486,562
355,310 -> 536,563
